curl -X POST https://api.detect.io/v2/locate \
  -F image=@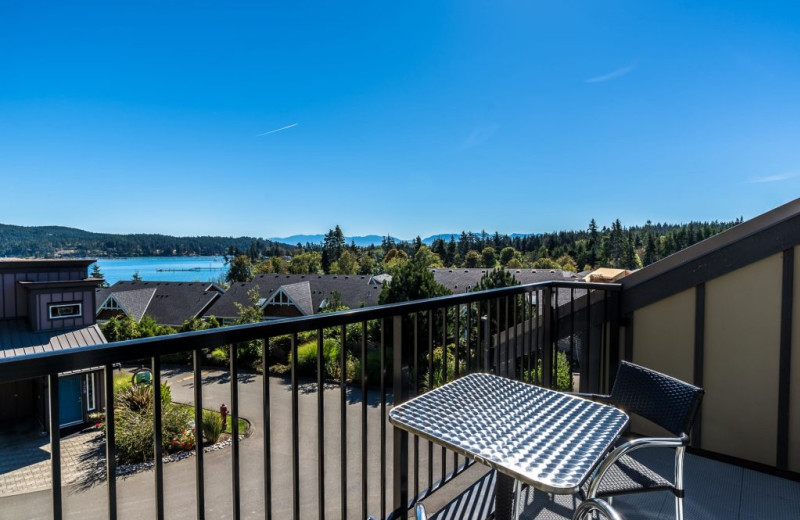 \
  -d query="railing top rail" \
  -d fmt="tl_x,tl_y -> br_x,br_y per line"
0,280 -> 619,383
